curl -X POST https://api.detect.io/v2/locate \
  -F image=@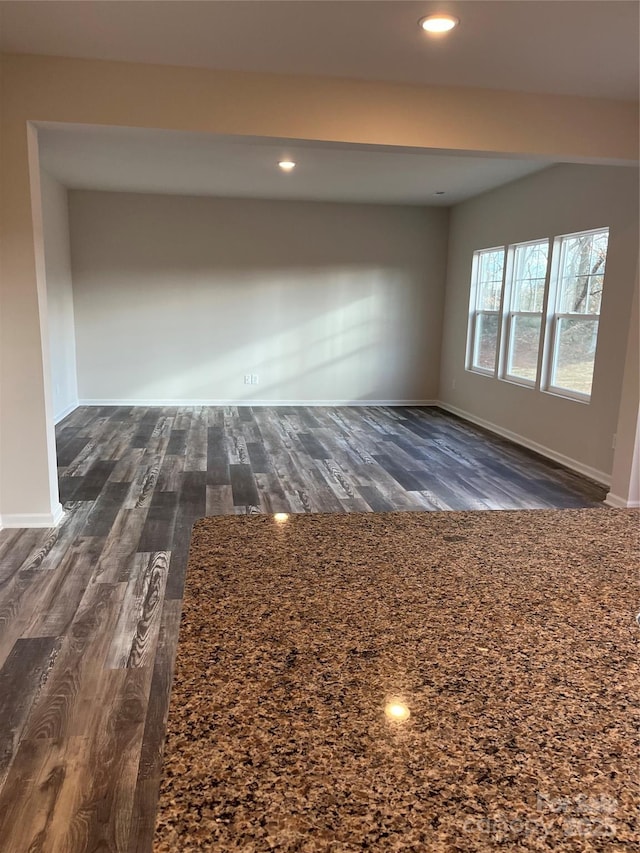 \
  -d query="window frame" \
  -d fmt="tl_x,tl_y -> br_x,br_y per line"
499,238 -> 551,389
465,246 -> 507,378
541,226 -> 609,403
